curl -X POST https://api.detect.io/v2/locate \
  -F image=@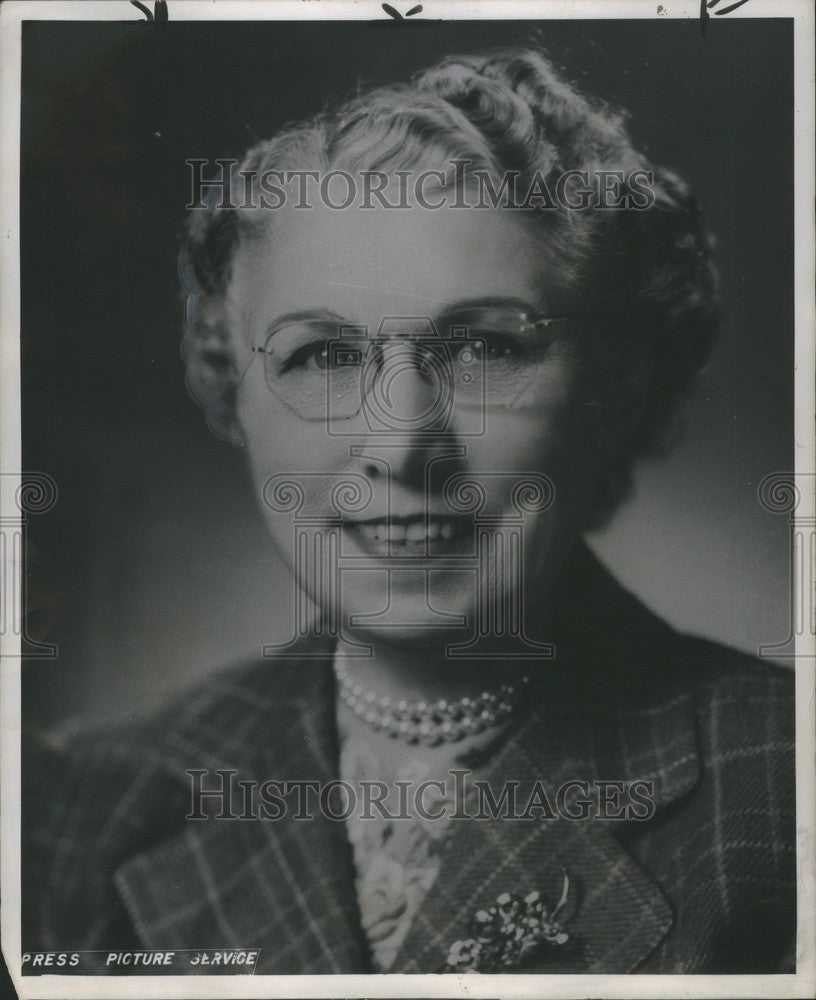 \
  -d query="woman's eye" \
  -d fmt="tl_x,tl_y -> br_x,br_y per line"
279,340 -> 330,373
468,333 -> 528,363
